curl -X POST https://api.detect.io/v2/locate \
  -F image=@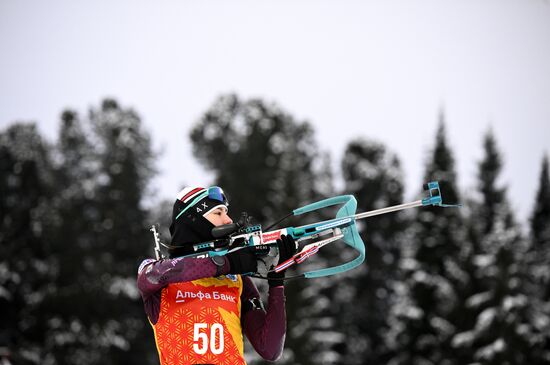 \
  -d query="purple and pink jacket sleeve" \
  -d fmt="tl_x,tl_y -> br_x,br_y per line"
136,256 -> 286,361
